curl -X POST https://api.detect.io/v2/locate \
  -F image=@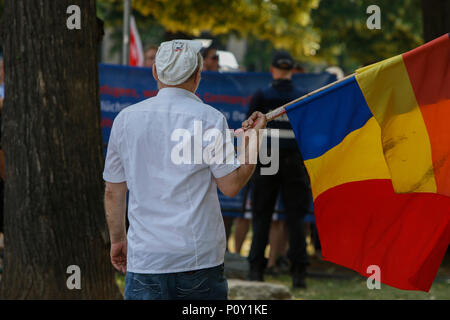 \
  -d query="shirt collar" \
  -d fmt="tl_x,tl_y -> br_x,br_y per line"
157,87 -> 203,103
